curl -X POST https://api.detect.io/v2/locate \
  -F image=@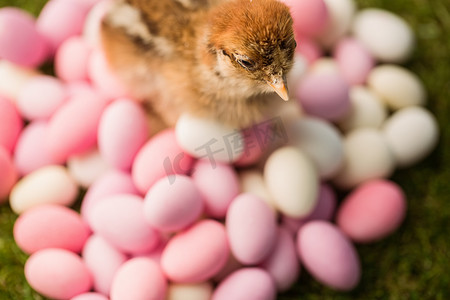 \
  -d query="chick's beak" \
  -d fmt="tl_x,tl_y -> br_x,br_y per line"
267,75 -> 289,101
